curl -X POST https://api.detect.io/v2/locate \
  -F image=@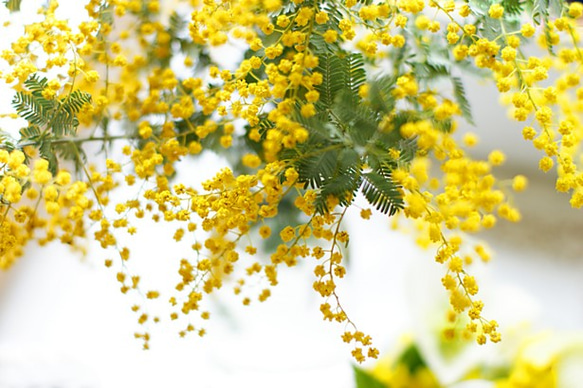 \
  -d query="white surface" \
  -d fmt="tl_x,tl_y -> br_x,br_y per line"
0,207 -> 418,388
1,1 -> 583,387
1,189 -> 582,387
